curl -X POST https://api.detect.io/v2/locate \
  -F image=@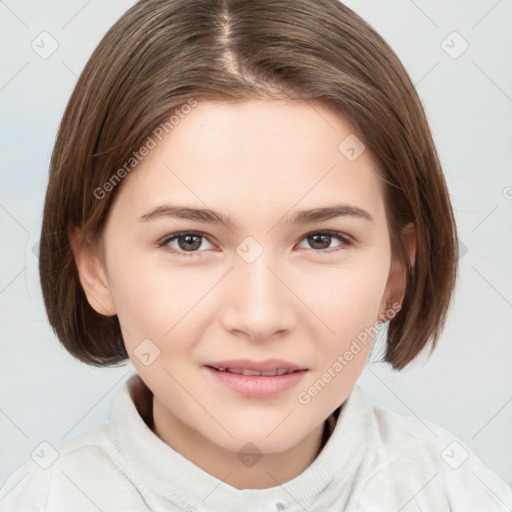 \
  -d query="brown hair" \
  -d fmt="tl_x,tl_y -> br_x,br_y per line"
39,0 -> 458,370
